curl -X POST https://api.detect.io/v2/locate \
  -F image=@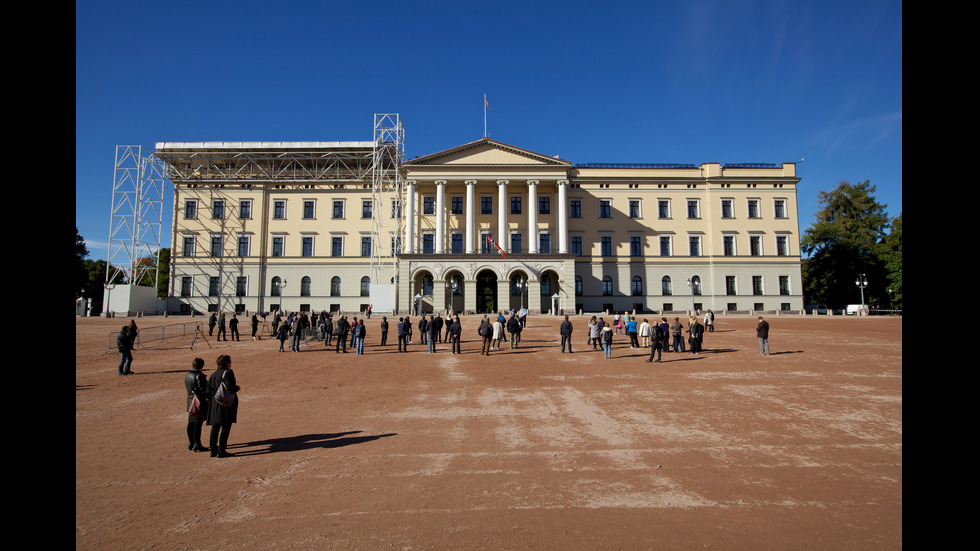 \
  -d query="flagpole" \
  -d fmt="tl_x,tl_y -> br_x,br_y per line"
483,94 -> 487,138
